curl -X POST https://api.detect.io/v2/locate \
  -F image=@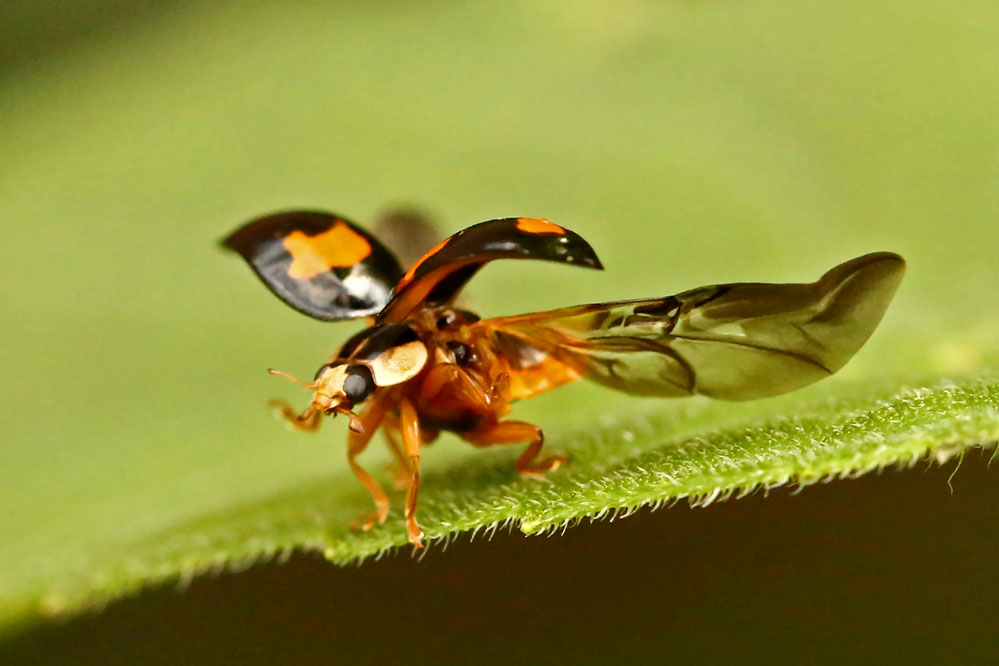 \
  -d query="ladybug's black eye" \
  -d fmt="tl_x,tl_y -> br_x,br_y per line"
436,312 -> 456,329
343,365 -> 375,403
